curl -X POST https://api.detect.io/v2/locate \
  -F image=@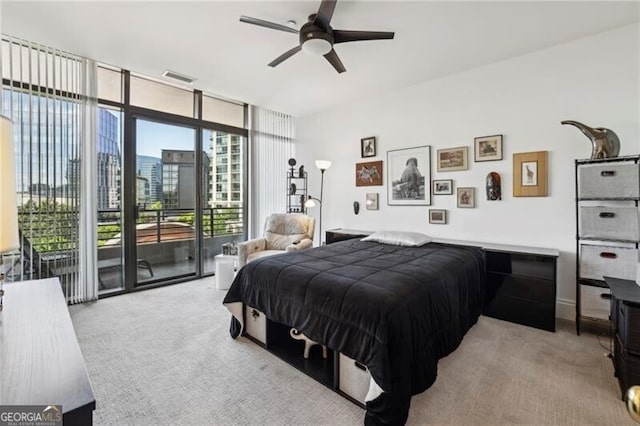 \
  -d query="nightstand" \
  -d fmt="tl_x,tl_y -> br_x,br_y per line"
215,254 -> 238,290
